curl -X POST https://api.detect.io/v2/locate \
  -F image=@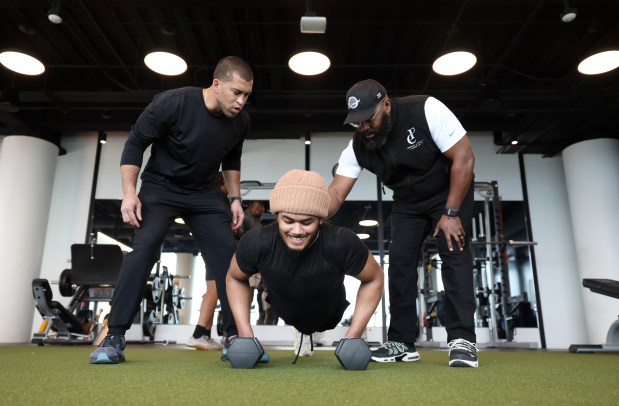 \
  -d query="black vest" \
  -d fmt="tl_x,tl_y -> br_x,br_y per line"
352,95 -> 451,202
